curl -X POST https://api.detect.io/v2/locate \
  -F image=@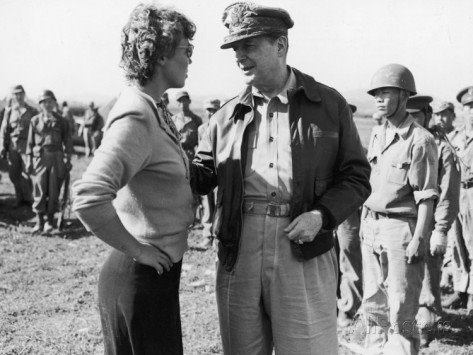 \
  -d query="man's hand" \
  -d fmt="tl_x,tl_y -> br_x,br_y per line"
405,236 -> 426,264
132,242 -> 174,275
430,230 -> 447,257
284,210 -> 323,244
